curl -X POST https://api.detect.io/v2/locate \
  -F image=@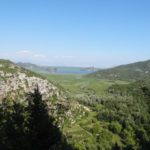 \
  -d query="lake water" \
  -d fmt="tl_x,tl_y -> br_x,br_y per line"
52,67 -> 96,75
